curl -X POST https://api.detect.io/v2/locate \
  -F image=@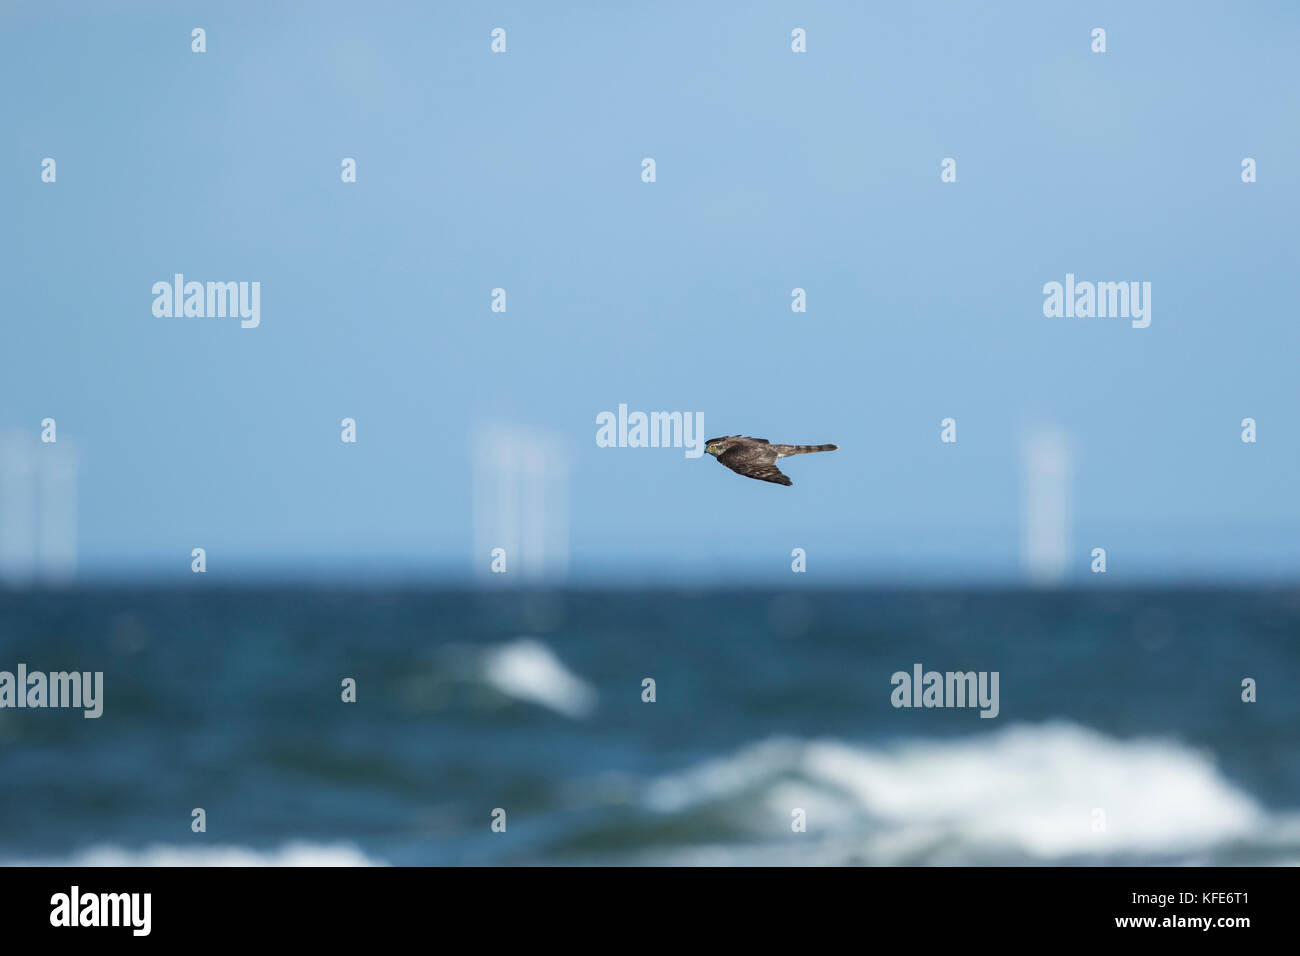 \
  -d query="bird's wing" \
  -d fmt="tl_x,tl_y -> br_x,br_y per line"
719,449 -> 792,486
742,437 -> 770,444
